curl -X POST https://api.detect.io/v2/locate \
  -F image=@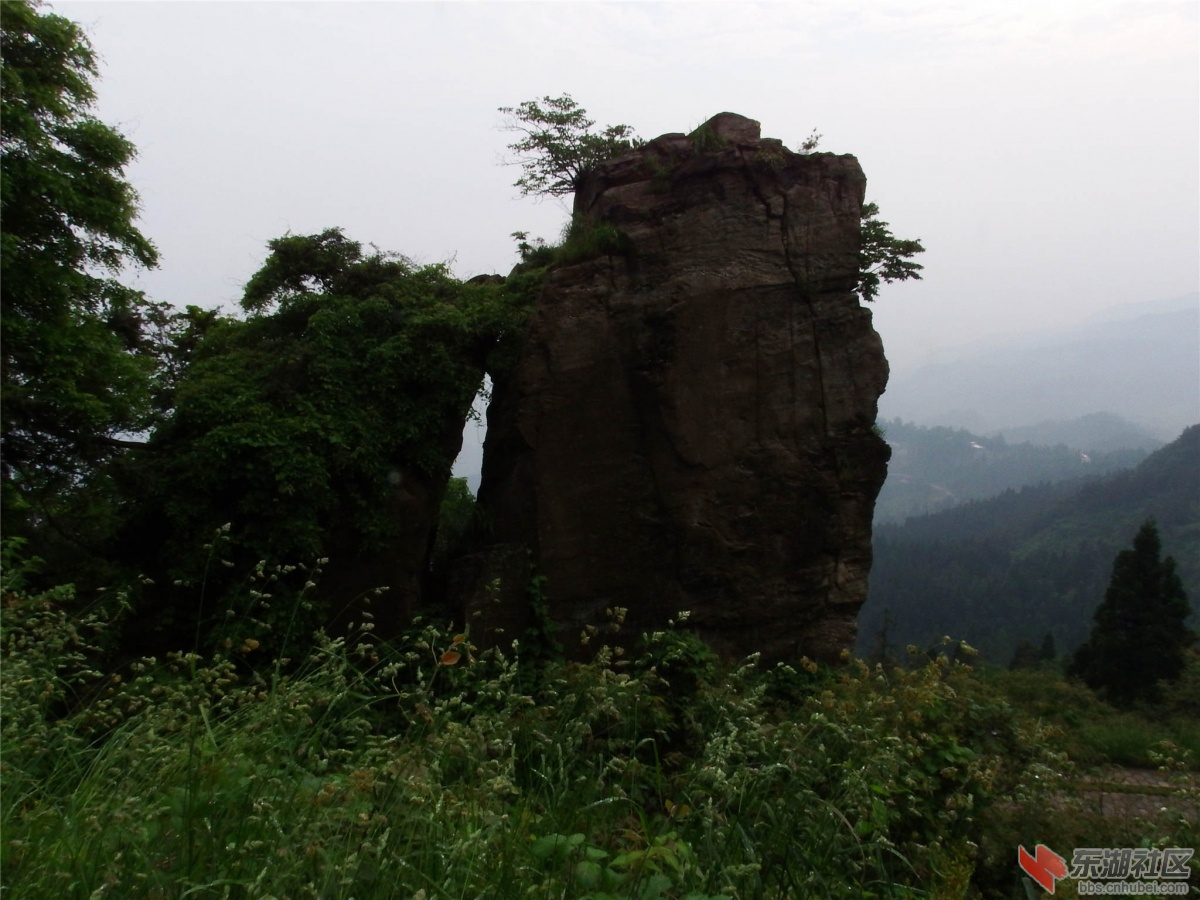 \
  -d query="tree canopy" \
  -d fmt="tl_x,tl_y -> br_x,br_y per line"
1069,519 -> 1195,706
121,229 -> 538,646
499,94 -> 641,198
1,0 -> 160,525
